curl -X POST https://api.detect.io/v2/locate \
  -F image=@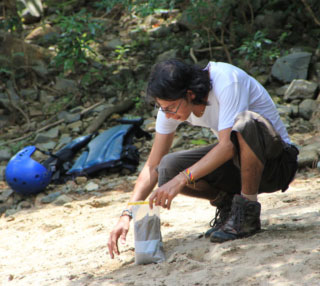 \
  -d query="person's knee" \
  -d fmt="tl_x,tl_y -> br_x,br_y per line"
157,153 -> 180,186
158,153 -> 178,171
